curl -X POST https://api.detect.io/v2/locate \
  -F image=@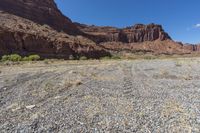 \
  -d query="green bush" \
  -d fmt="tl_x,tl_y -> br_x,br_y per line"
23,55 -> 40,61
1,54 -> 22,62
1,54 -> 41,62
1,55 -> 11,62
79,56 -> 87,60
10,54 -> 22,61
43,59 -> 49,64
28,55 -> 40,61
22,57 -> 29,61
